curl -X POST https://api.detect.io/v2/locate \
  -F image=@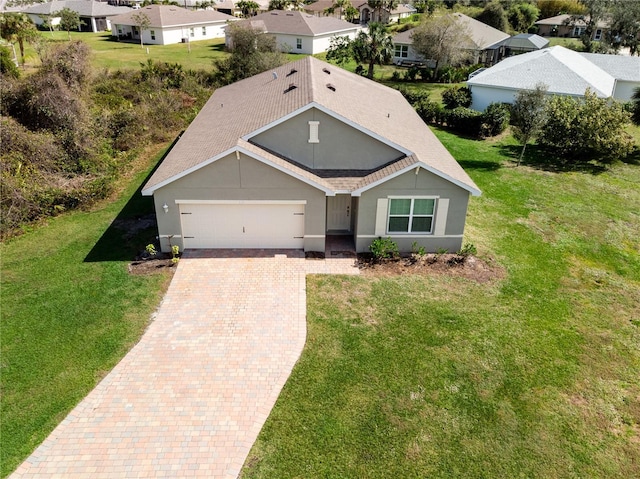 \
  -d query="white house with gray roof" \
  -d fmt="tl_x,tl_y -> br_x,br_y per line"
22,0 -> 131,32
110,5 -> 237,45
142,56 -> 480,254
467,46 -> 640,111
227,10 -> 361,54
